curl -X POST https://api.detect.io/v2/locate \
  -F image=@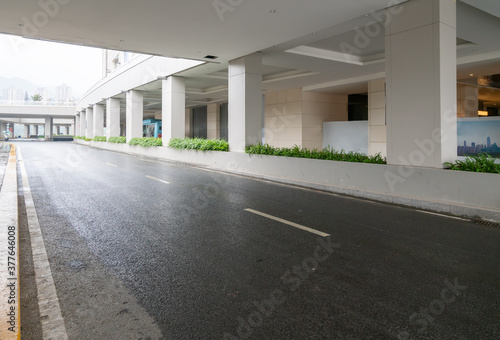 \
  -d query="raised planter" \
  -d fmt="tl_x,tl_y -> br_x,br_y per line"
73,139 -> 500,222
